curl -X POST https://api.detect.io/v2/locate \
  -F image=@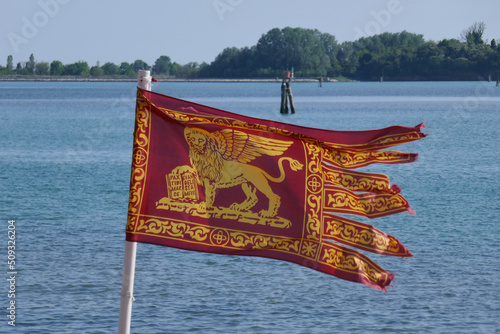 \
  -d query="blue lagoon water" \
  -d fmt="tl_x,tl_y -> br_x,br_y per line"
1,81 -> 499,333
